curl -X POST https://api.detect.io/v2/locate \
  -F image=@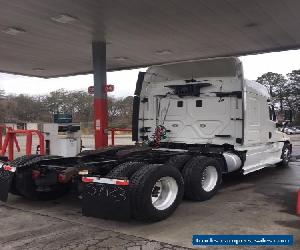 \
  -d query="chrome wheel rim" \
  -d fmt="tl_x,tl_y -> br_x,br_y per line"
283,147 -> 291,162
151,177 -> 178,210
201,166 -> 218,192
